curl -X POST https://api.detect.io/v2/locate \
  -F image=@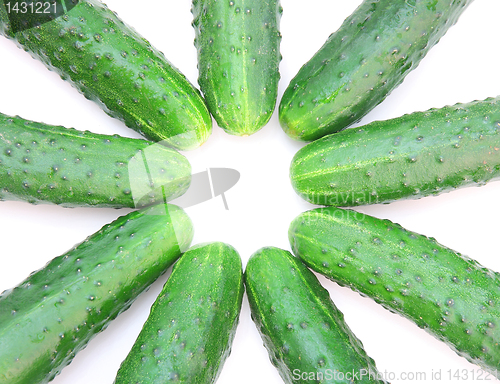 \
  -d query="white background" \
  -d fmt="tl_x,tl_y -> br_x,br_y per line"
1,1 -> 500,383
